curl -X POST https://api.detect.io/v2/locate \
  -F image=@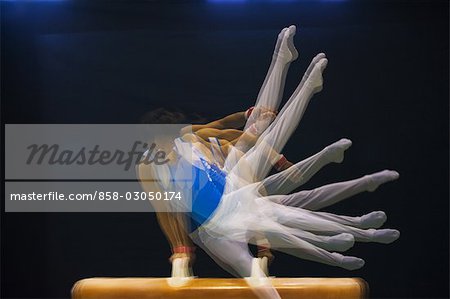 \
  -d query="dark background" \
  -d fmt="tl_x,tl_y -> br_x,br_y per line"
1,0 -> 448,298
